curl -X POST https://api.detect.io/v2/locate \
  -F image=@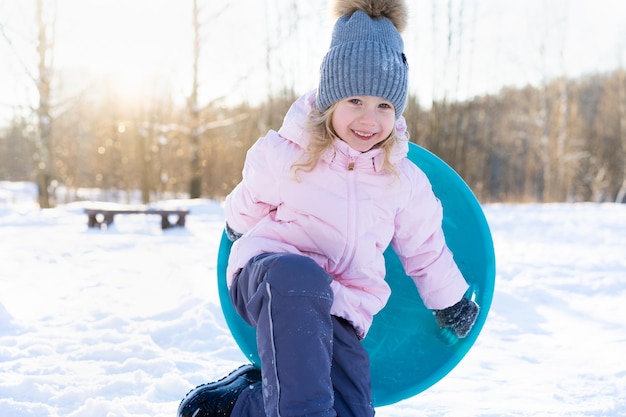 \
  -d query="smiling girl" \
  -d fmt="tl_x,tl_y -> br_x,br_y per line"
178,1 -> 479,416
